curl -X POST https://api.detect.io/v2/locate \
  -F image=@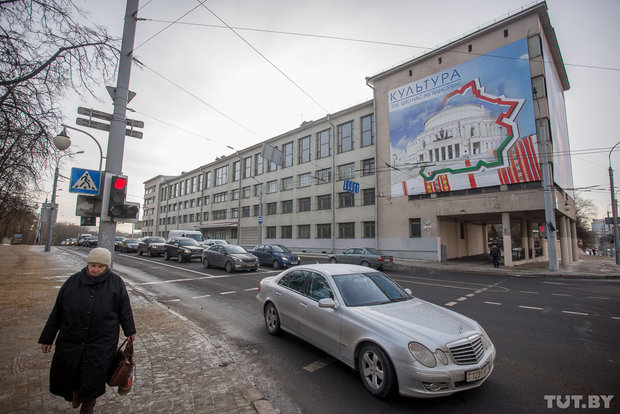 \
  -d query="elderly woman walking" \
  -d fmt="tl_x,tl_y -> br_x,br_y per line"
39,247 -> 136,413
